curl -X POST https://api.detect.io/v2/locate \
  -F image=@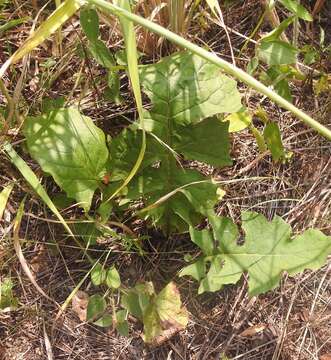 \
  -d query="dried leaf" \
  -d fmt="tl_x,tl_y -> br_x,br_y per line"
239,324 -> 267,337
72,290 -> 89,322
320,354 -> 331,360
